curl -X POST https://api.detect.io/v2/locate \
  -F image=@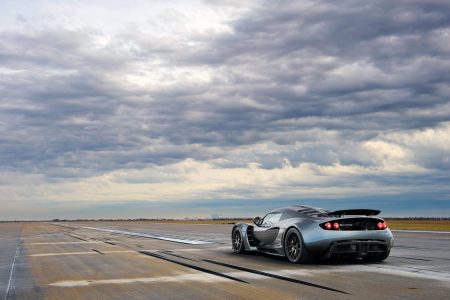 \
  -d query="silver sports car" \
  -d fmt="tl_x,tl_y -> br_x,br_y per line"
232,205 -> 394,263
